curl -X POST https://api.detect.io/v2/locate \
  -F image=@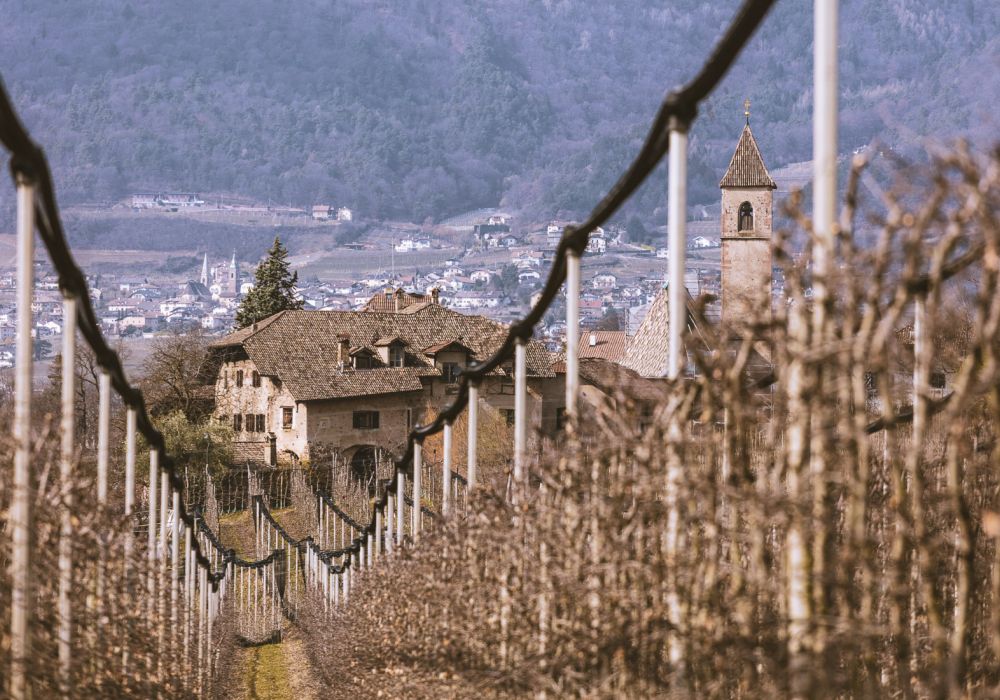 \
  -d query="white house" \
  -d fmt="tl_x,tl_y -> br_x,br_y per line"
395,238 -> 432,253
592,273 -> 618,290
586,227 -> 607,254
337,207 -> 353,222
